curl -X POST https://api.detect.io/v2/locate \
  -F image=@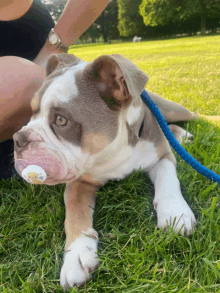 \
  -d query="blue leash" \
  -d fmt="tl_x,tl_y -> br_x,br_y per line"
140,89 -> 220,184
